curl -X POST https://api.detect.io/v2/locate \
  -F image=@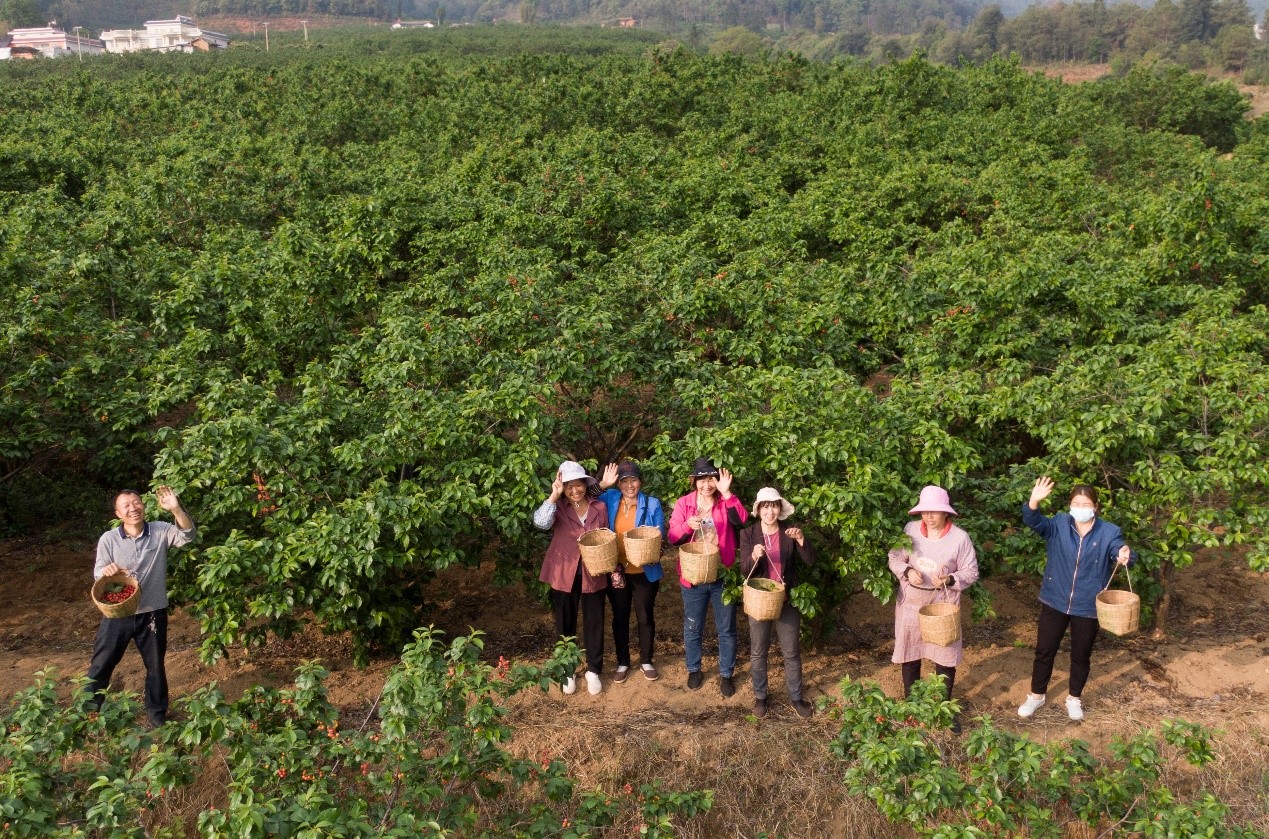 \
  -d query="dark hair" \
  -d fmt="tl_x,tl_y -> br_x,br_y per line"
1069,484 -> 1099,508
758,500 -> 782,511
112,489 -> 142,509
